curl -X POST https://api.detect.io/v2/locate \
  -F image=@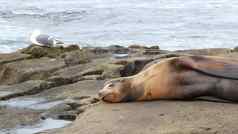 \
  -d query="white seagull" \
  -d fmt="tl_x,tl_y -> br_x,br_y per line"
30,30 -> 64,47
